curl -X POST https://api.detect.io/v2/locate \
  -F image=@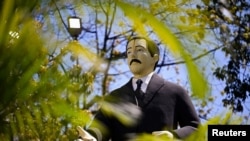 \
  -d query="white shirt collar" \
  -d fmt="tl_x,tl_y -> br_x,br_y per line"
132,72 -> 154,93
